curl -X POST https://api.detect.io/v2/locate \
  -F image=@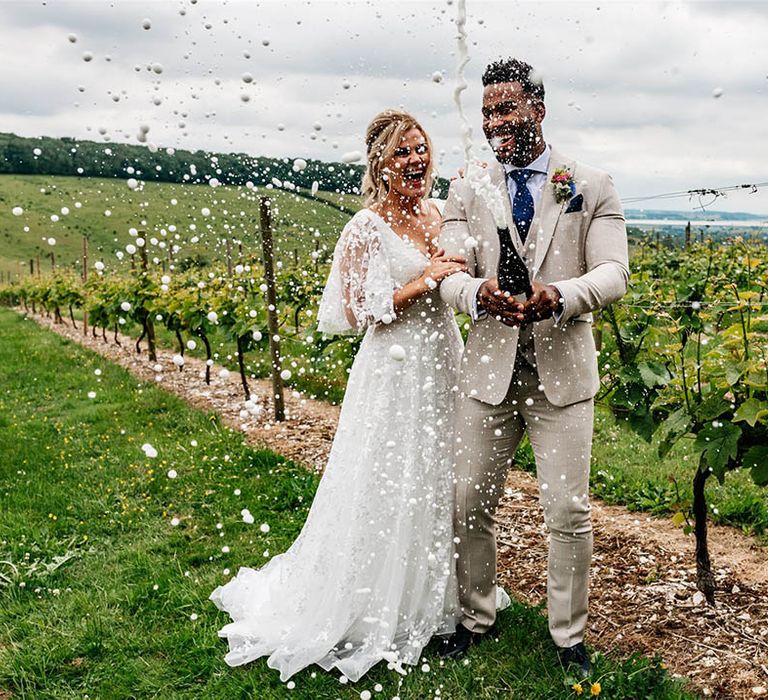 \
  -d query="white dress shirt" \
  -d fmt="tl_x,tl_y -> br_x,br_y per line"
504,144 -> 551,211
